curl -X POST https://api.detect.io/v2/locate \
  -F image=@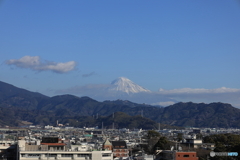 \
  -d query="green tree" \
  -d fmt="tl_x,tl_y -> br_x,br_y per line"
177,133 -> 183,142
146,130 -> 161,153
154,136 -> 171,150
204,134 -> 240,160
147,130 -> 160,139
